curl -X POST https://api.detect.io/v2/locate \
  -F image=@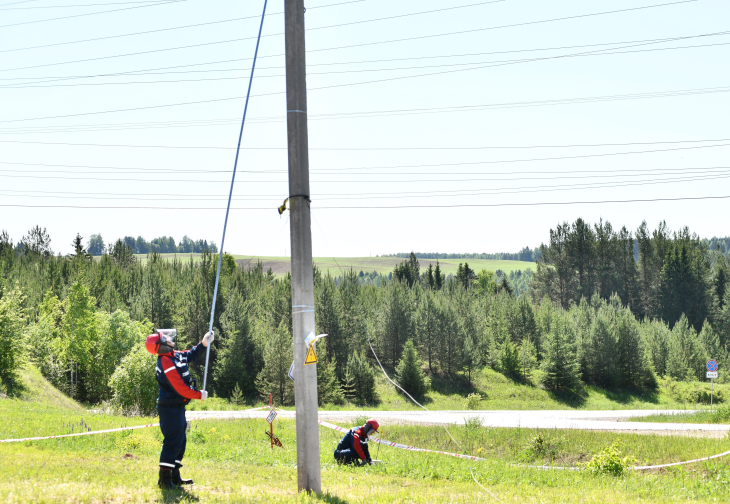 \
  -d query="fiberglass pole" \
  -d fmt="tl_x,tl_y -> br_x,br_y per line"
201,0 -> 268,392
